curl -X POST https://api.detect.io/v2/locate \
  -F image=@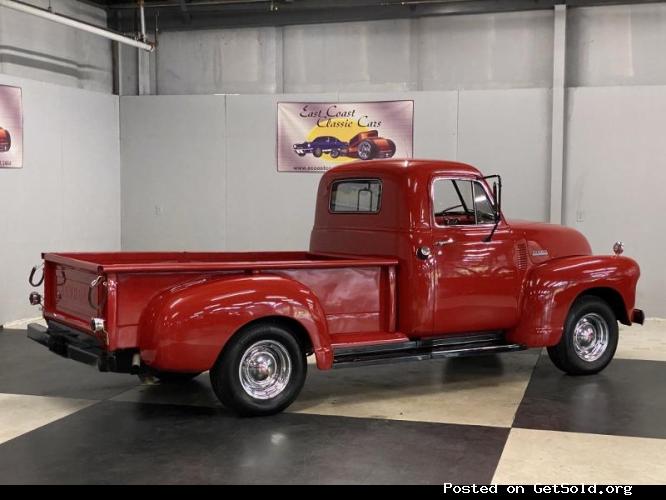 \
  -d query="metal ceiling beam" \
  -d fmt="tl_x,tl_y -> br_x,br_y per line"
105,0 -> 666,33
